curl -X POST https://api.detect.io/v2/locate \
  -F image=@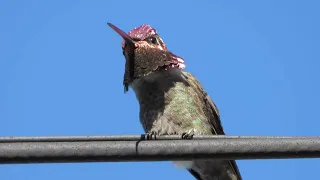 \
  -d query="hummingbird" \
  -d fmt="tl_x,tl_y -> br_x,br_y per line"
107,23 -> 242,180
